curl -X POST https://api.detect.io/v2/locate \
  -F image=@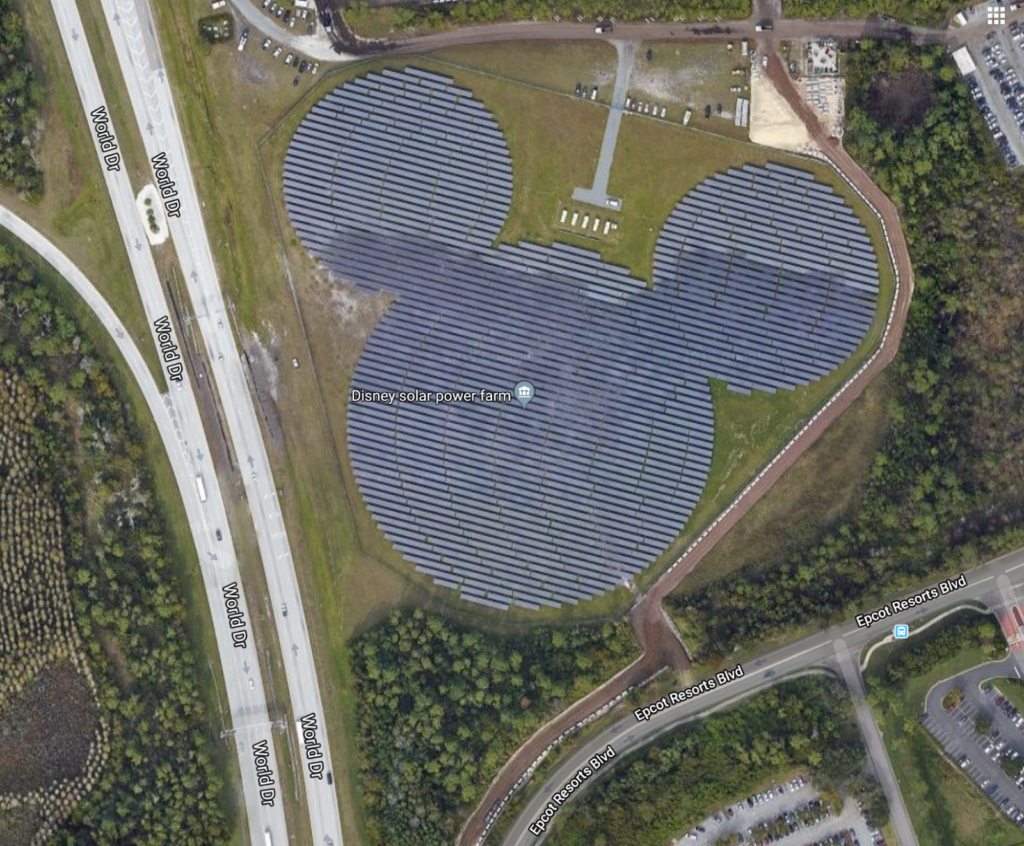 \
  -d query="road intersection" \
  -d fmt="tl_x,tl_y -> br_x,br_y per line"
495,551 -> 1024,846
